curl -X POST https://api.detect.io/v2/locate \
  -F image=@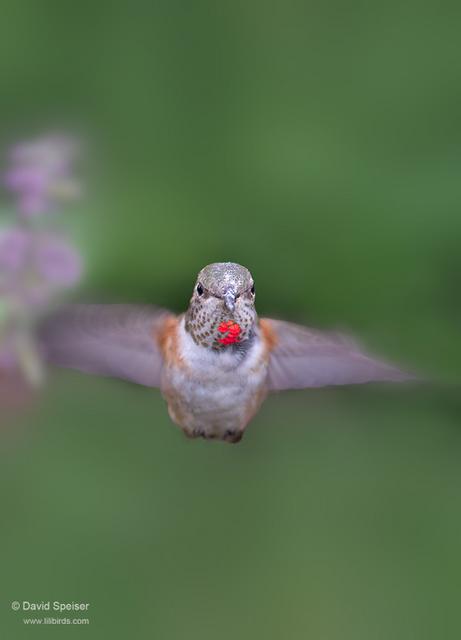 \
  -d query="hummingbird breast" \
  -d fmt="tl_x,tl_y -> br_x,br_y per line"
158,315 -> 269,442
